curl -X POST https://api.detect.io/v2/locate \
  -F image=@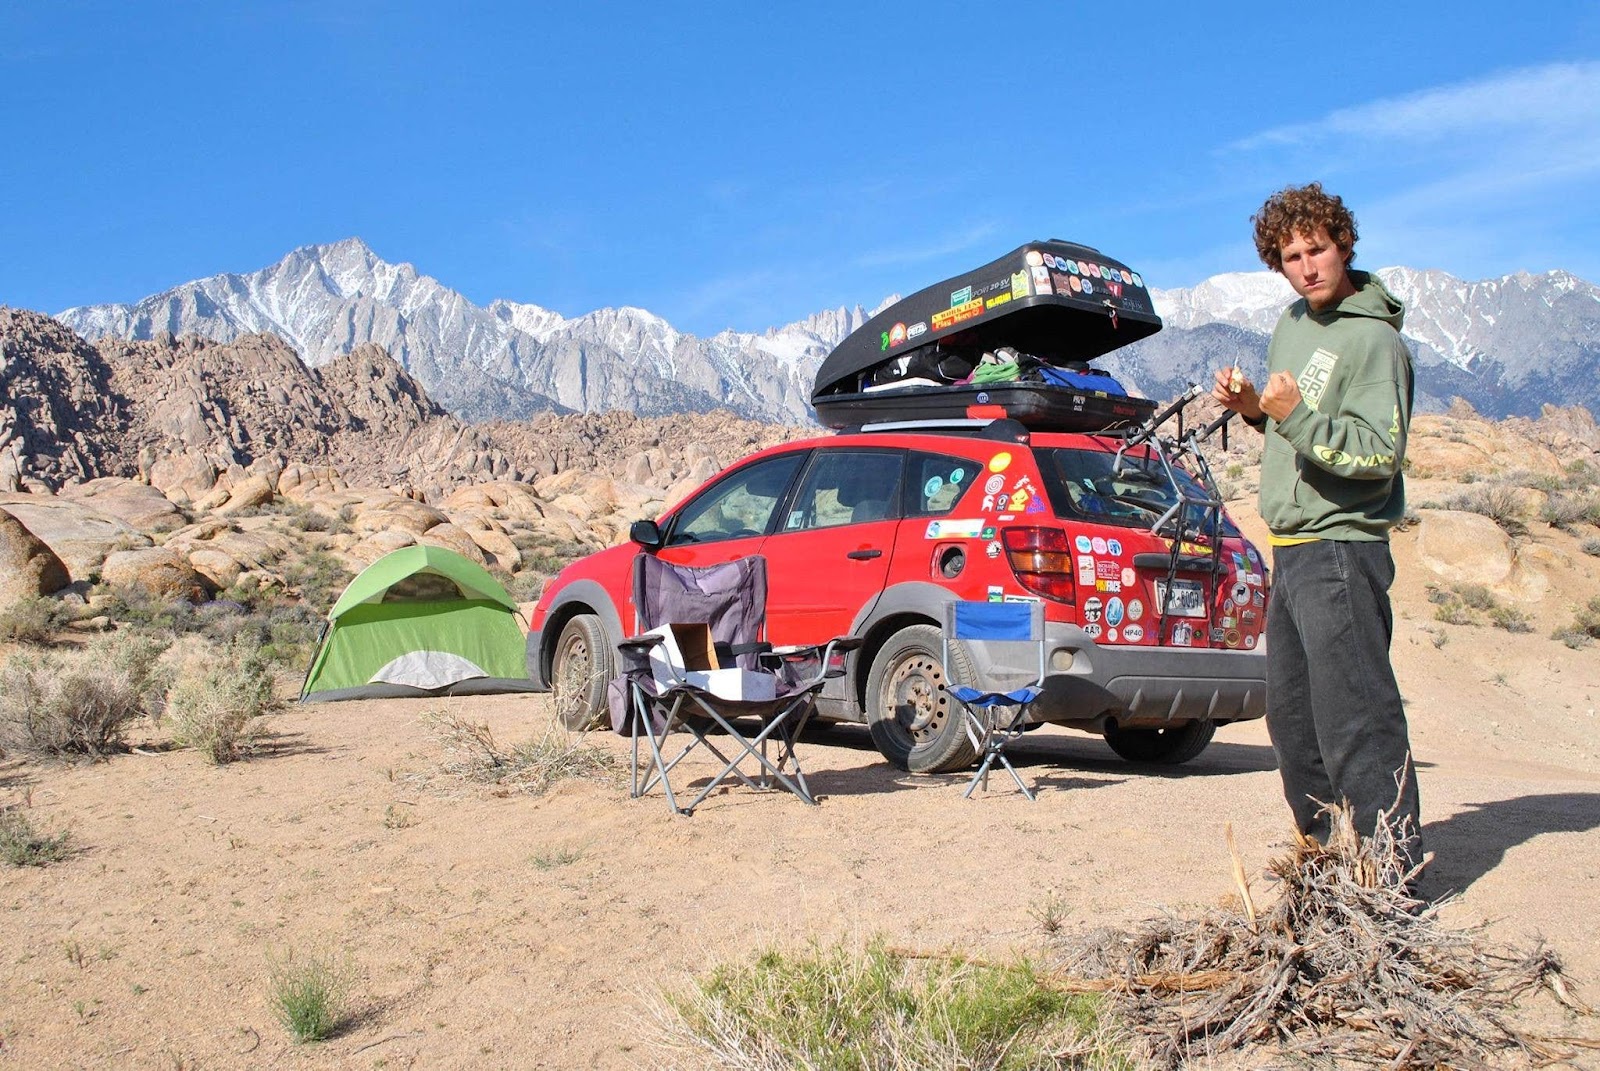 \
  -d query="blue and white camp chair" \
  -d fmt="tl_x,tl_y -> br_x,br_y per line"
941,600 -> 1047,801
